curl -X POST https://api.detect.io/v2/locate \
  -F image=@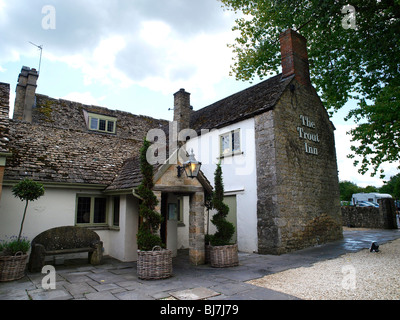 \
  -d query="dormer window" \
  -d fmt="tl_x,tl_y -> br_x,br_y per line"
84,111 -> 117,134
